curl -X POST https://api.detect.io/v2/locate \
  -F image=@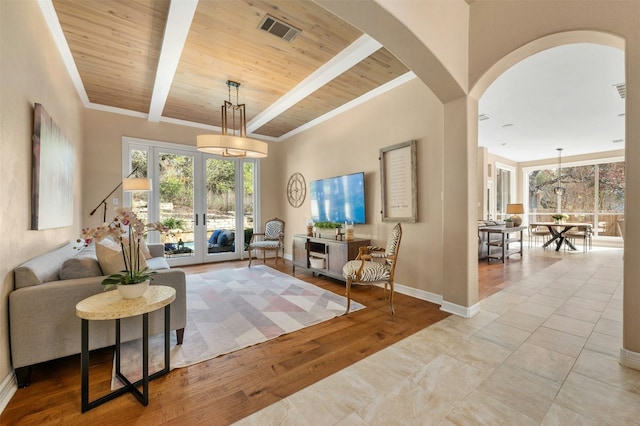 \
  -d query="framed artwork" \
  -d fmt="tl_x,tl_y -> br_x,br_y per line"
31,103 -> 74,230
380,140 -> 417,222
